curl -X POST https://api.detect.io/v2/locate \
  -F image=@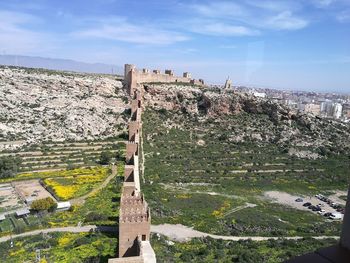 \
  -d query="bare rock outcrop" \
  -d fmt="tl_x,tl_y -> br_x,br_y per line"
0,66 -> 128,148
142,83 -> 350,155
